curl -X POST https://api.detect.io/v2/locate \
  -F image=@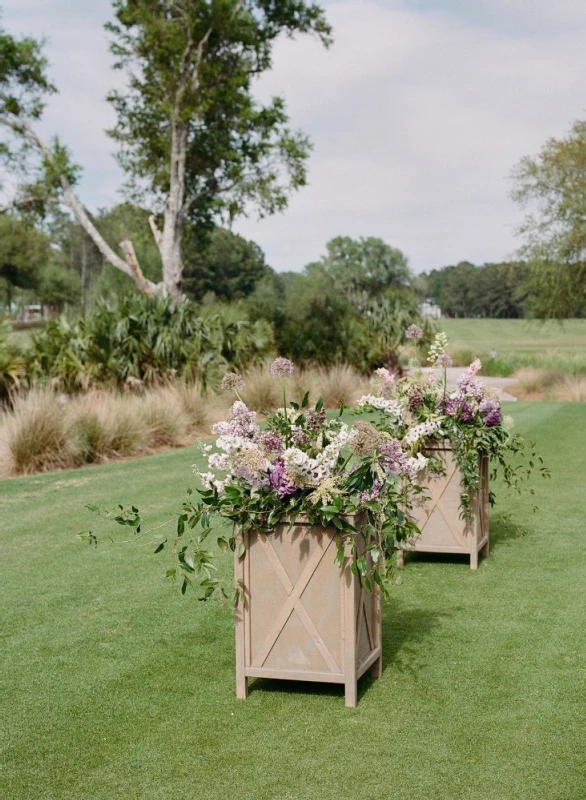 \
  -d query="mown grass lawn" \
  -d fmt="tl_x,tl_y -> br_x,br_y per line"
1,403 -> 585,799
441,318 -> 586,356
